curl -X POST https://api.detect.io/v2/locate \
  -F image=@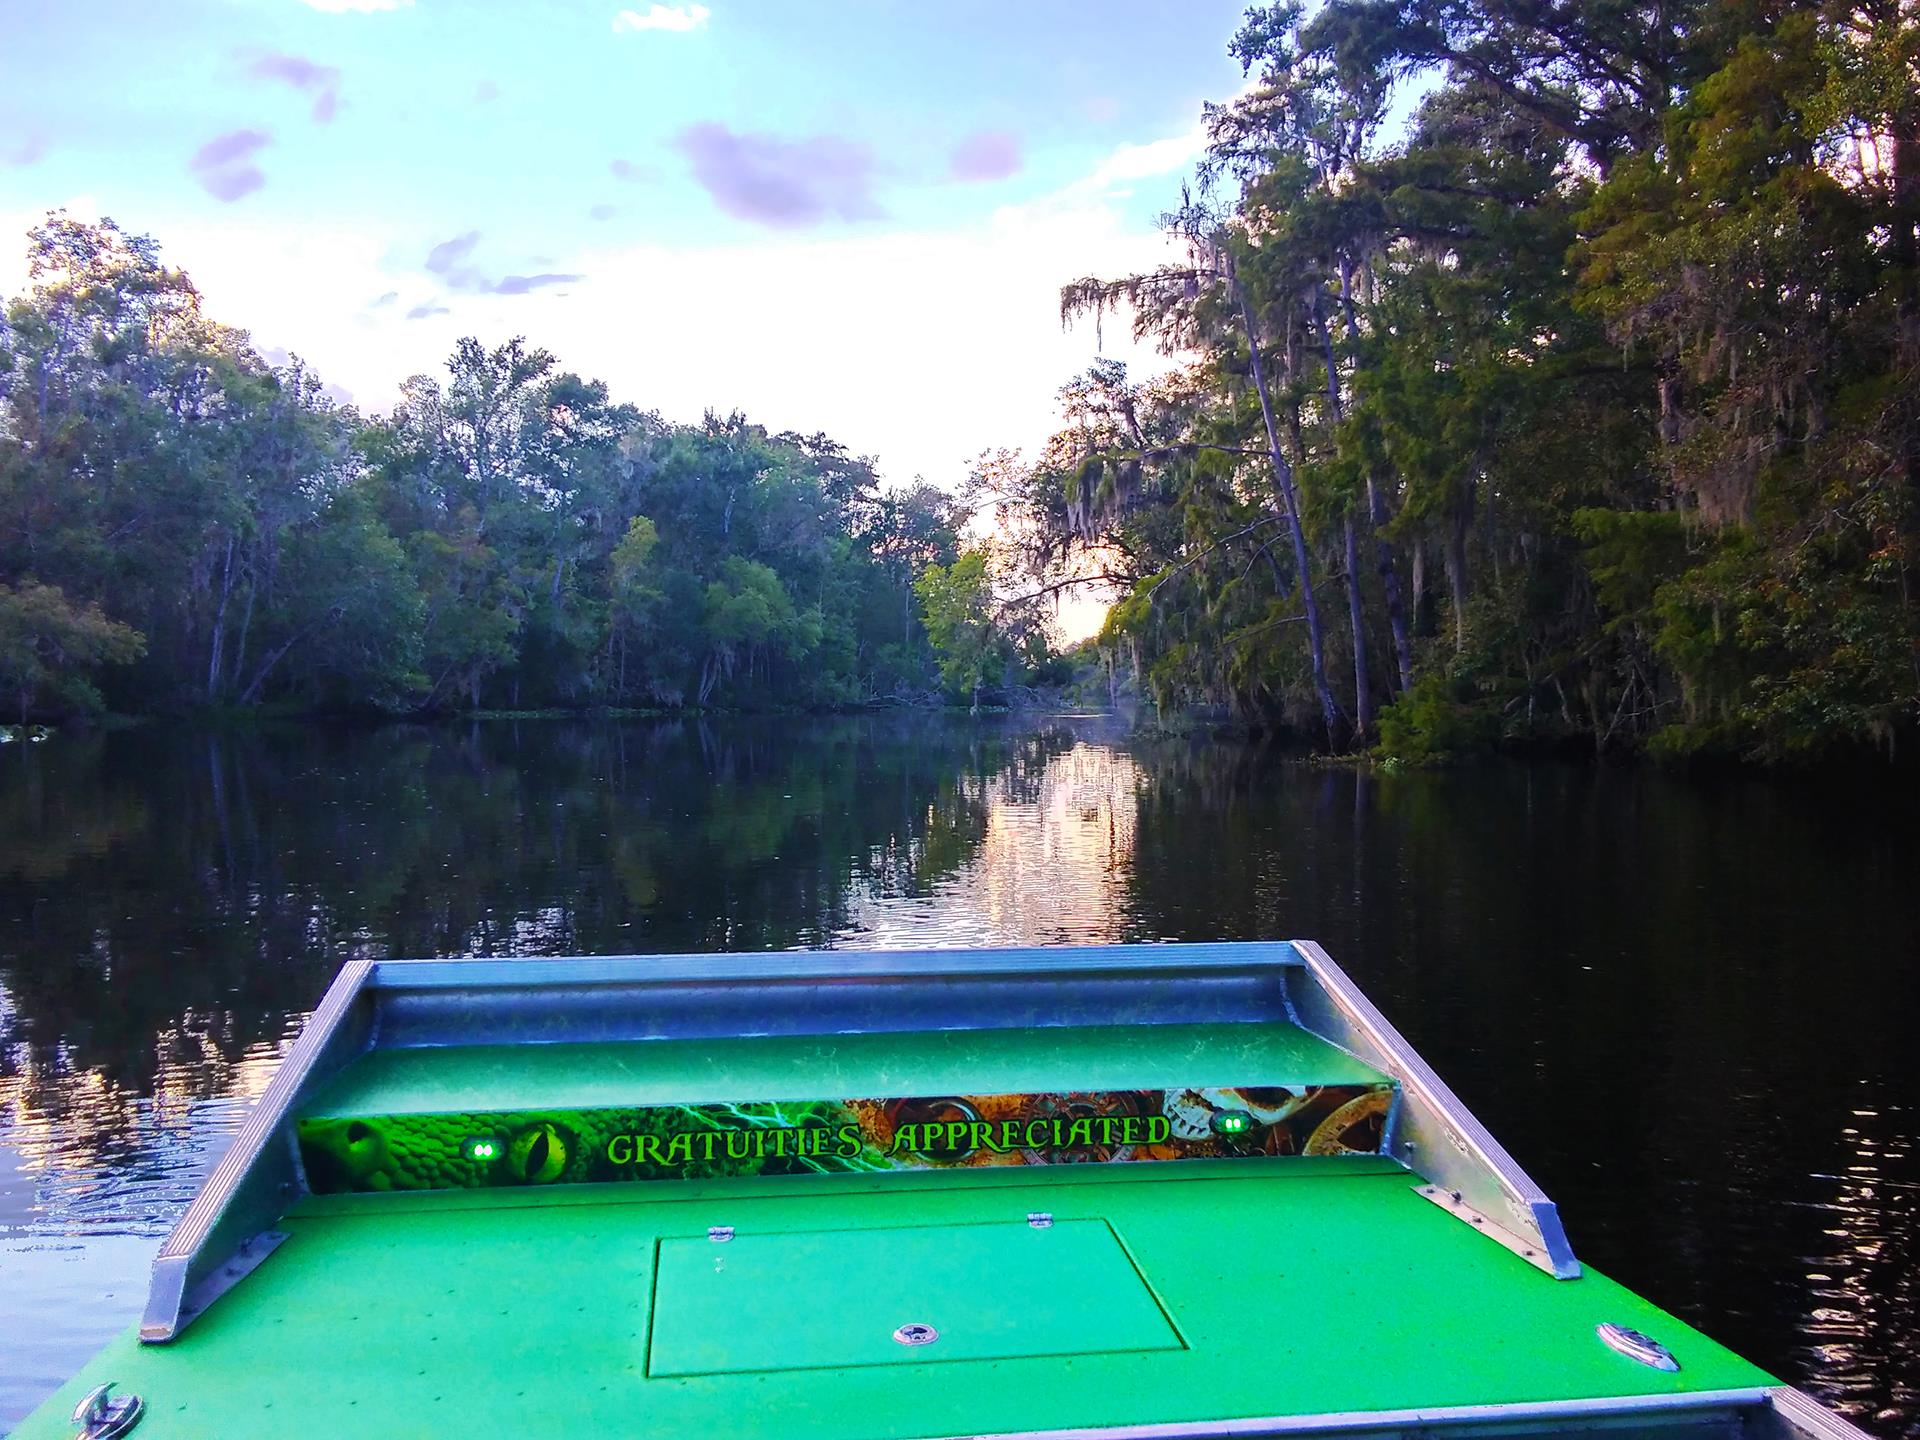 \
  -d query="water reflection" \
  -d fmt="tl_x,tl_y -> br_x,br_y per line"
849,738 -> 1146,948
0,719 -> 1916,1433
